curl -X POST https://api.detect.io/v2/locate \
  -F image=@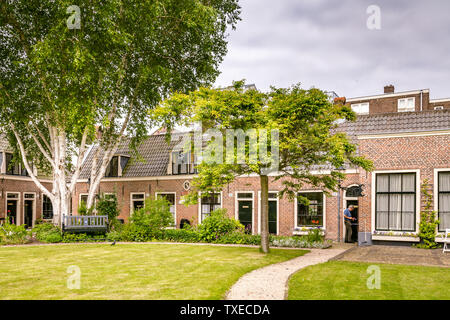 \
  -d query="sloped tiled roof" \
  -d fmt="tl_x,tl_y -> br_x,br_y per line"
79,109 -> 450,179
79,133 -> 186,179
337,109 -> 450,136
